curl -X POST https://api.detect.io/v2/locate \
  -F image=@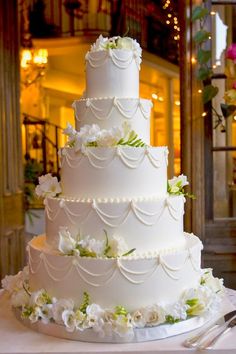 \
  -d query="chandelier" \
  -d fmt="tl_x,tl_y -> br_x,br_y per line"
20,1 -> 48,87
